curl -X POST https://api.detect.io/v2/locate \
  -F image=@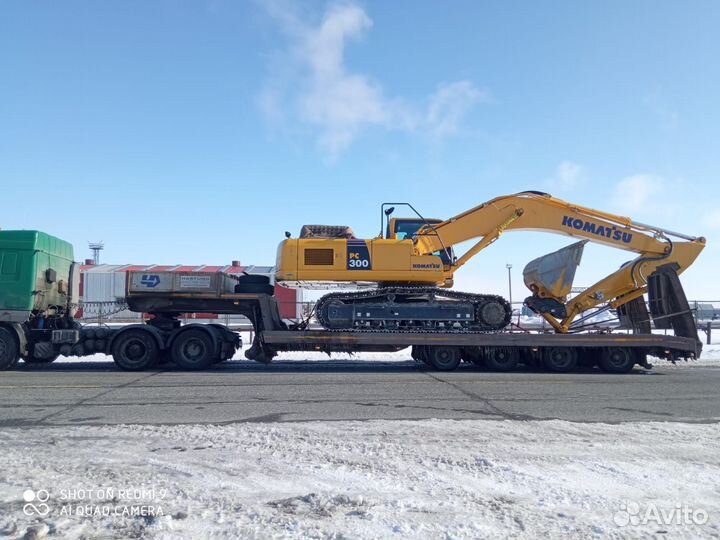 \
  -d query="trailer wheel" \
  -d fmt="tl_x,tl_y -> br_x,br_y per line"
542,347 -> 578,373
427,346 -> 462,371
172,329 -> 215,370
484,347 -> 519,372
598,347 -> 636,374
0,328 -> 20,370
112,329 -> 159,371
